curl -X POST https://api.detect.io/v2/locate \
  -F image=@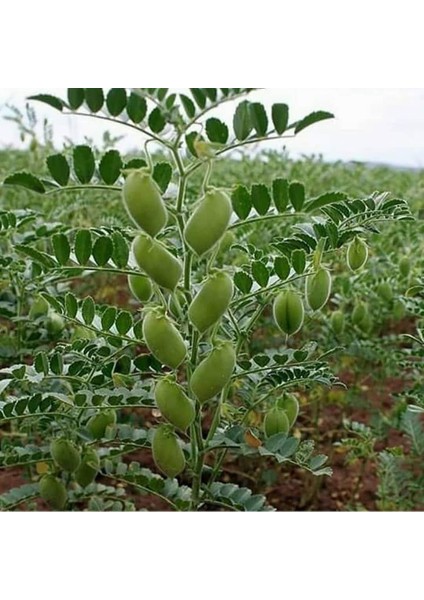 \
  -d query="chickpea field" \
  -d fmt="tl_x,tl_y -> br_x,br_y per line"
1,88 -> 424,512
